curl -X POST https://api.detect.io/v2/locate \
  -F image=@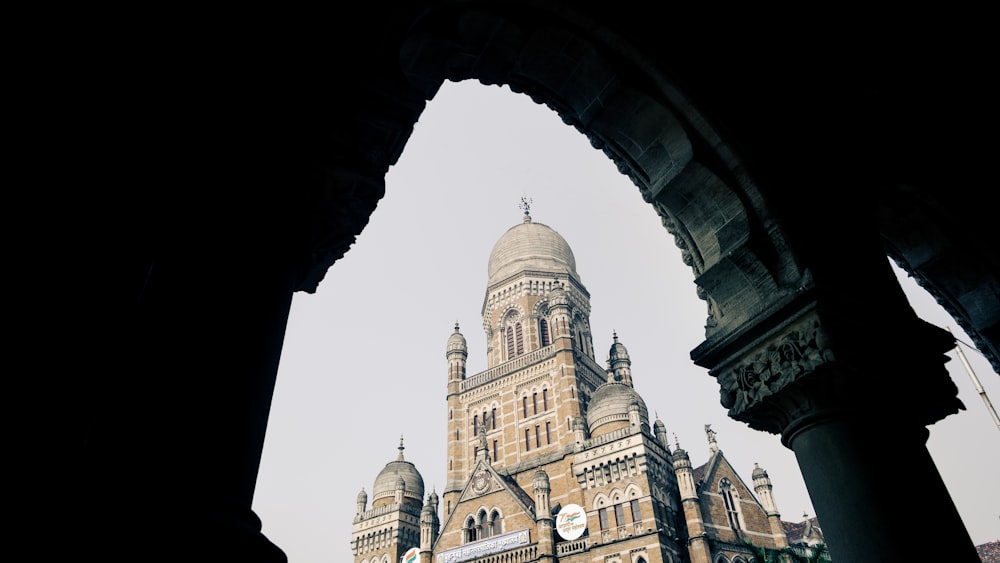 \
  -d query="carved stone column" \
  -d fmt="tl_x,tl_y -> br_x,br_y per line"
692,292 -> 979,562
